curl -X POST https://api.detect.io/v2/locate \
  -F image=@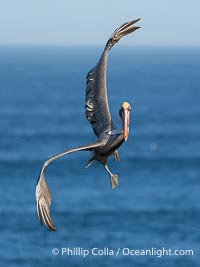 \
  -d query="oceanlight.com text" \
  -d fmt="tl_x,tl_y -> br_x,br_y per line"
51,246 -> 194,258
